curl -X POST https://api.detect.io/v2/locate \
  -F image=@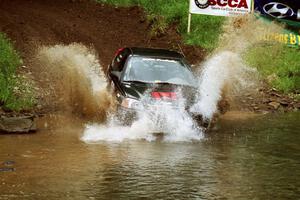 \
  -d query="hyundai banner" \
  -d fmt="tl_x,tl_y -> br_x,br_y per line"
189,0 -> 253,16
262,31 -> 300,46
254,0 -> 300,23
254,0 -> 300,46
